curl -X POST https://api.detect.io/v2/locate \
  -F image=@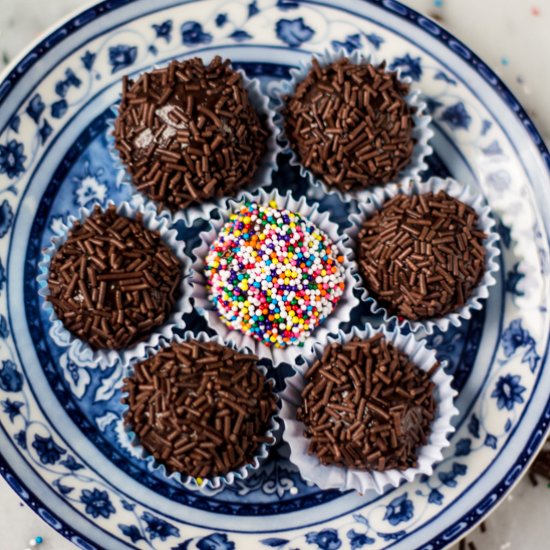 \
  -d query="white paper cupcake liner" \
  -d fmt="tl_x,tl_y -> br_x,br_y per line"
107,65 -> 279,225
345,177 -> 501,336
271,48 -> 433,204
37,200 -> 193,367
119,330 -> 279,492
189,188 -> 359,366
279,324 -> 458,494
